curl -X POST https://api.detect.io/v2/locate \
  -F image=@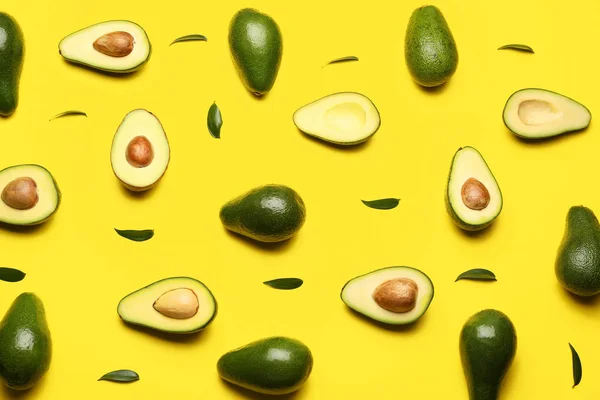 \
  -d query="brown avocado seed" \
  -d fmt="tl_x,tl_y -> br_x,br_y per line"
1,177 -> 39,210
93,31 -> 135,57
126,136 -> 154,168
461,178 -> 490,211
372,278 -> 419,313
